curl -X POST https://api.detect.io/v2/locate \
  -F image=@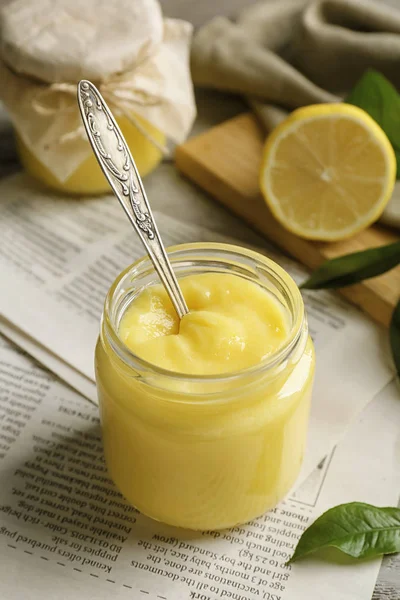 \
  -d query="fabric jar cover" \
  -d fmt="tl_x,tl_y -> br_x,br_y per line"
0,0 -> 196,182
